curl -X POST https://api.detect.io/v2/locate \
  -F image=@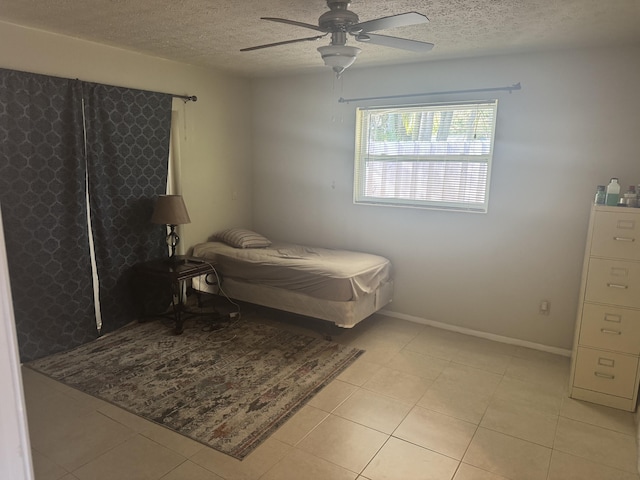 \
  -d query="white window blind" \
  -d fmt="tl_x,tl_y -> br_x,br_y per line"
354,100 -> 498,213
